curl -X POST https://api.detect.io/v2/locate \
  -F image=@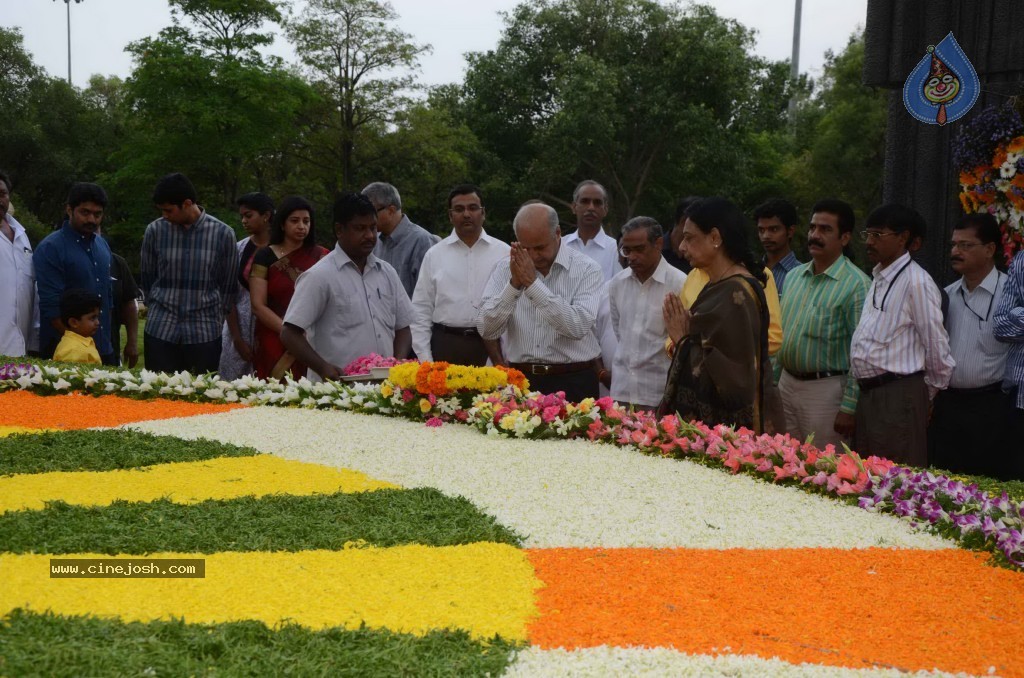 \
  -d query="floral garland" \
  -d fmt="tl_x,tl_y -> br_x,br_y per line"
2,361 -> 1022,567
956,103 -> 1024,260
388,361 -> 529,397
